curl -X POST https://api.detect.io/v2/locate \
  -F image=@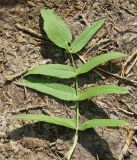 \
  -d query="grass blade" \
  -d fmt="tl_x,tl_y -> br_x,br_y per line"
18,77 -> 77,101
71,18 -> 105,53
78,85 -> 128,101
41,9 -> 72,51
25,64 -> 75,79
79,119 -> 128,131
76,52 -> 126,75
14,114 -> 76,130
